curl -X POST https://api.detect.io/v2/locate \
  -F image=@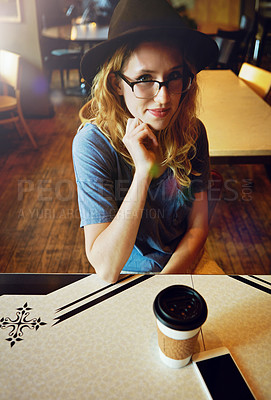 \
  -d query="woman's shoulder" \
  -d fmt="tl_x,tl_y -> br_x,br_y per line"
194,118 -> 208,145
195,118 -> 207,135
73,123 -> 110,148
191,118 -> 209,165
72,123 -> 116,158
